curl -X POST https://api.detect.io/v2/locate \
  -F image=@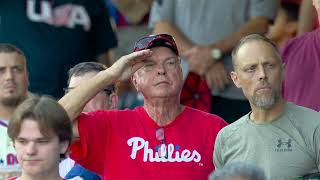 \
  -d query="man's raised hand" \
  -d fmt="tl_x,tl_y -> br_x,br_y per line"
108,49 -> 152,82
